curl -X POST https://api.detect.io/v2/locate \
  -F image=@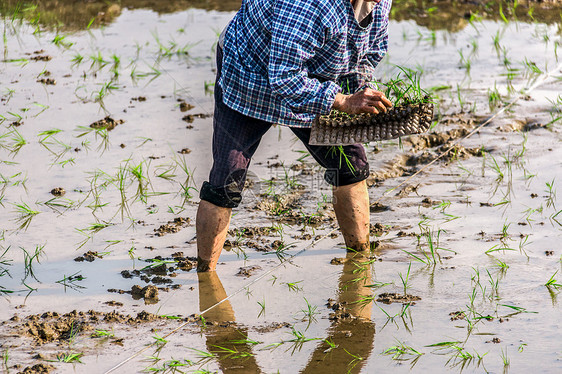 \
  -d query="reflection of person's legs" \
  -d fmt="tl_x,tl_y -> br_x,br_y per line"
197,46 -> 272,272
301,251 -> 375,373
197,272 -> 262,373
291,128 -> 371,252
